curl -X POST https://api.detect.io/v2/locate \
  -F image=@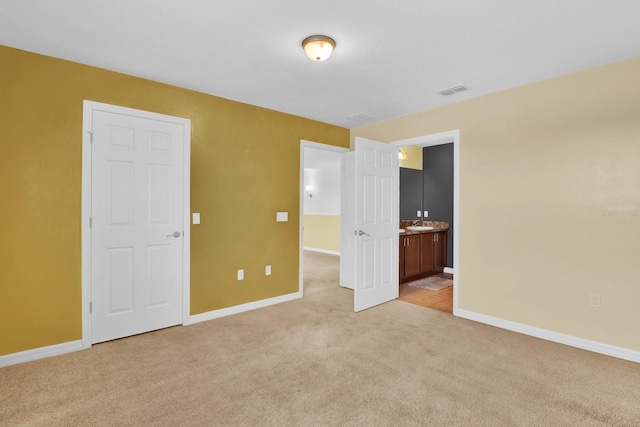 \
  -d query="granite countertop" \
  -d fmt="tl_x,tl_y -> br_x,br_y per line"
399,220 -> 449,235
